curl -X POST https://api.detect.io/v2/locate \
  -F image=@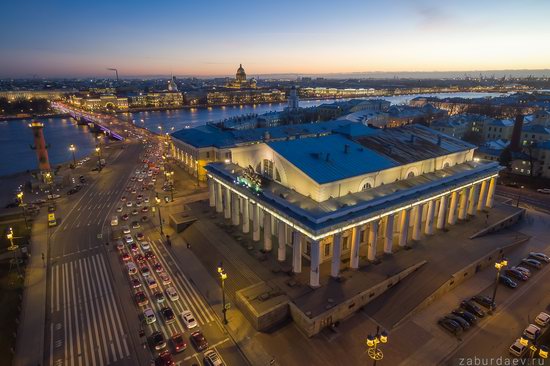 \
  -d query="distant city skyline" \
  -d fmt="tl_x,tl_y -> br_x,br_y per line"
1,0 -> 549,78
